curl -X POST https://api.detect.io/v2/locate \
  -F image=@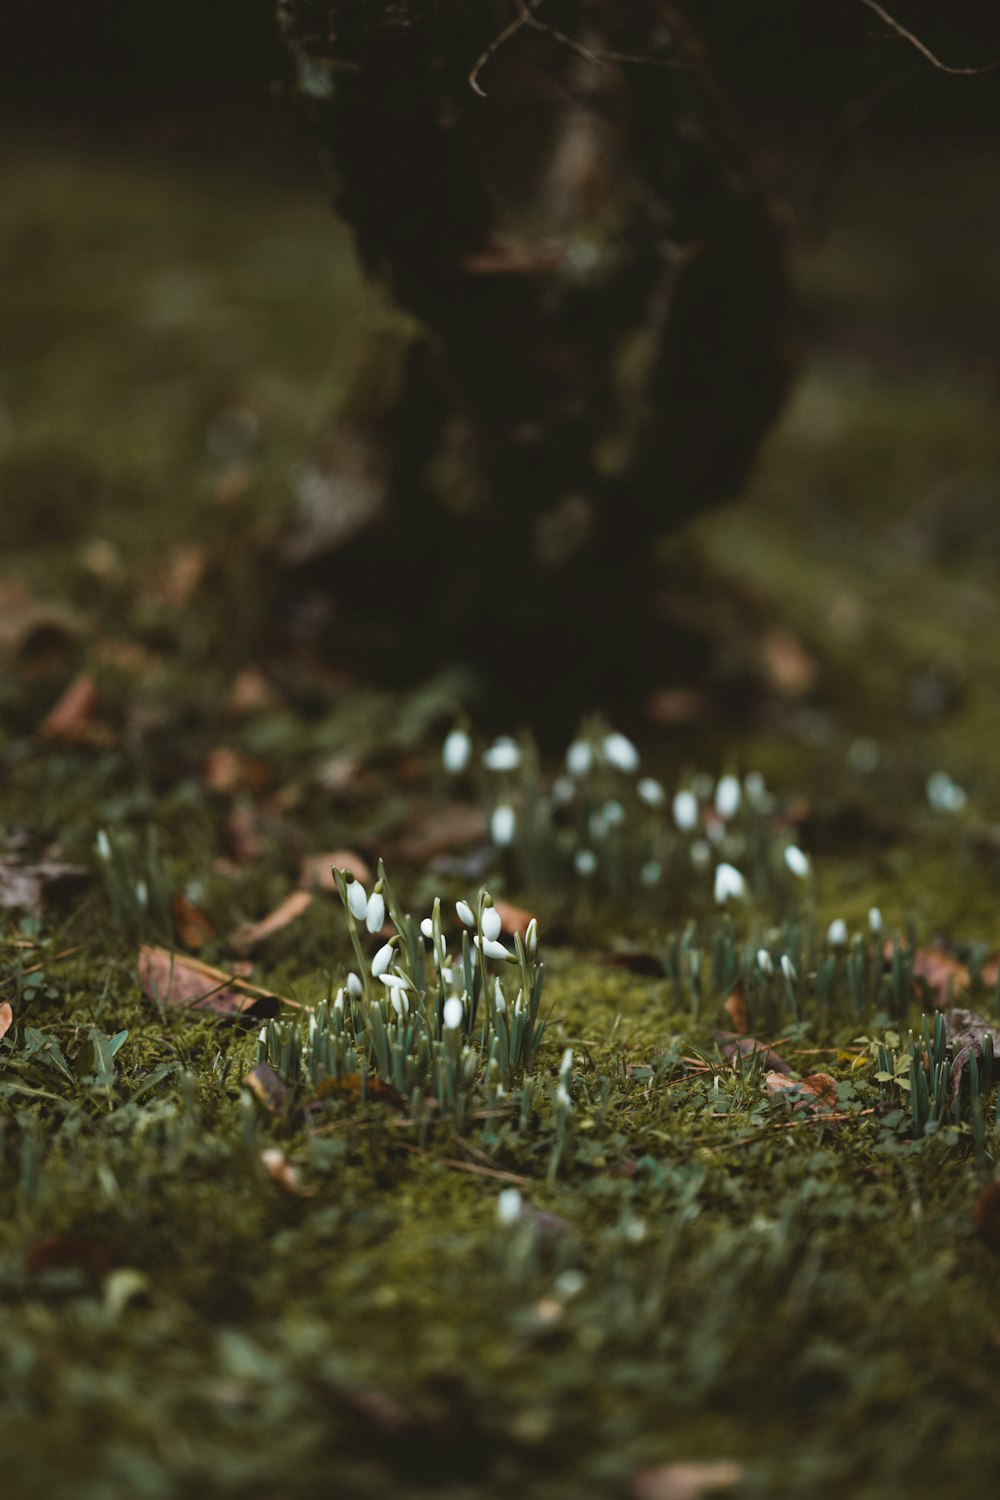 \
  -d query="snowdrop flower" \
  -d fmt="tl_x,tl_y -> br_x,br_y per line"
420,917 -> 434,940
603,731 -> 639,774
559,1048 -> 573,1080
525,917 -> 538,959
715,774 -> 742,820
443,996 -> 464,1031
566,739 -> 593,777
780,954 -> 796,982
713,863 -> 747,903
441,967 -> 455,984
387,986 -> 409,1019
927,771 -> 967,813
95,829 -> 111,862
496,1188 -> 523,1225
784,845 -> 810,879
602,799 -> 626,826
744,771 -> 770,810
365,890 -> 385,933
637,777 -> 665,807
333,988 -> 345,1011
869,907 -> 882,936
493,979 -> 506,1014
640,859 -> 662,887
476,935 -> 511,961
442,727 -> 472,775
135,880 -> 148,909
346,971 -> 363,998
552,774 -> 576,804
258,1026 -> 268,1048
483,736 -> 520,773
346,878 -> 368,921
757,948 -> 774,976
380,970 -> 411,992
574,848 -> 597,877
553,1269 -> 586,1300
556,1082 -> 572,1110
672,789 -> 699,831
456,899 -> 475,928
371,940 -> 395,978
491,804 -> 516,847
827,918 -> 848,947
690,839 -> 712,871
481,905 -> 502,941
